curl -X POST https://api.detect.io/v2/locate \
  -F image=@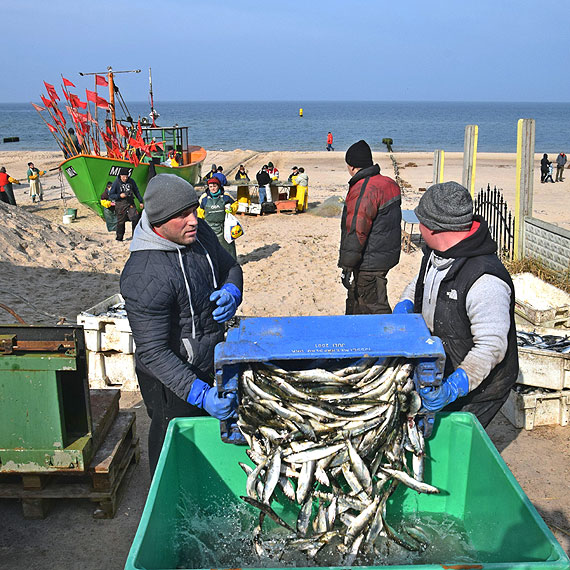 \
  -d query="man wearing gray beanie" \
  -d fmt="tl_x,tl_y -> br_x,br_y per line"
120,174 -> 244,474
394,181 -> 518,433
339,139 -> 401,314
